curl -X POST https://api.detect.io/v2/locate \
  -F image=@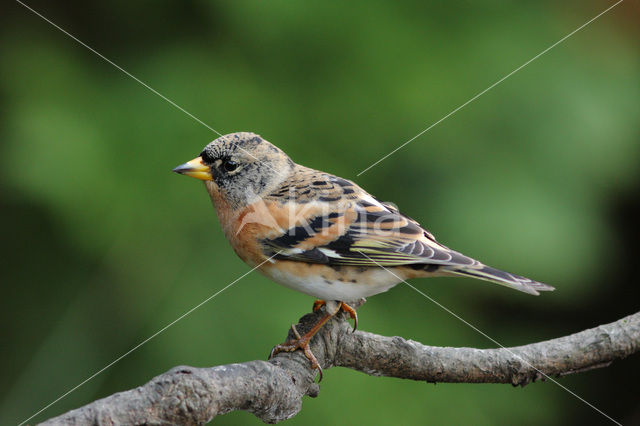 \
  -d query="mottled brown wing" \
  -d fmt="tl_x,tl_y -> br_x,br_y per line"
261,175 -> 479,268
